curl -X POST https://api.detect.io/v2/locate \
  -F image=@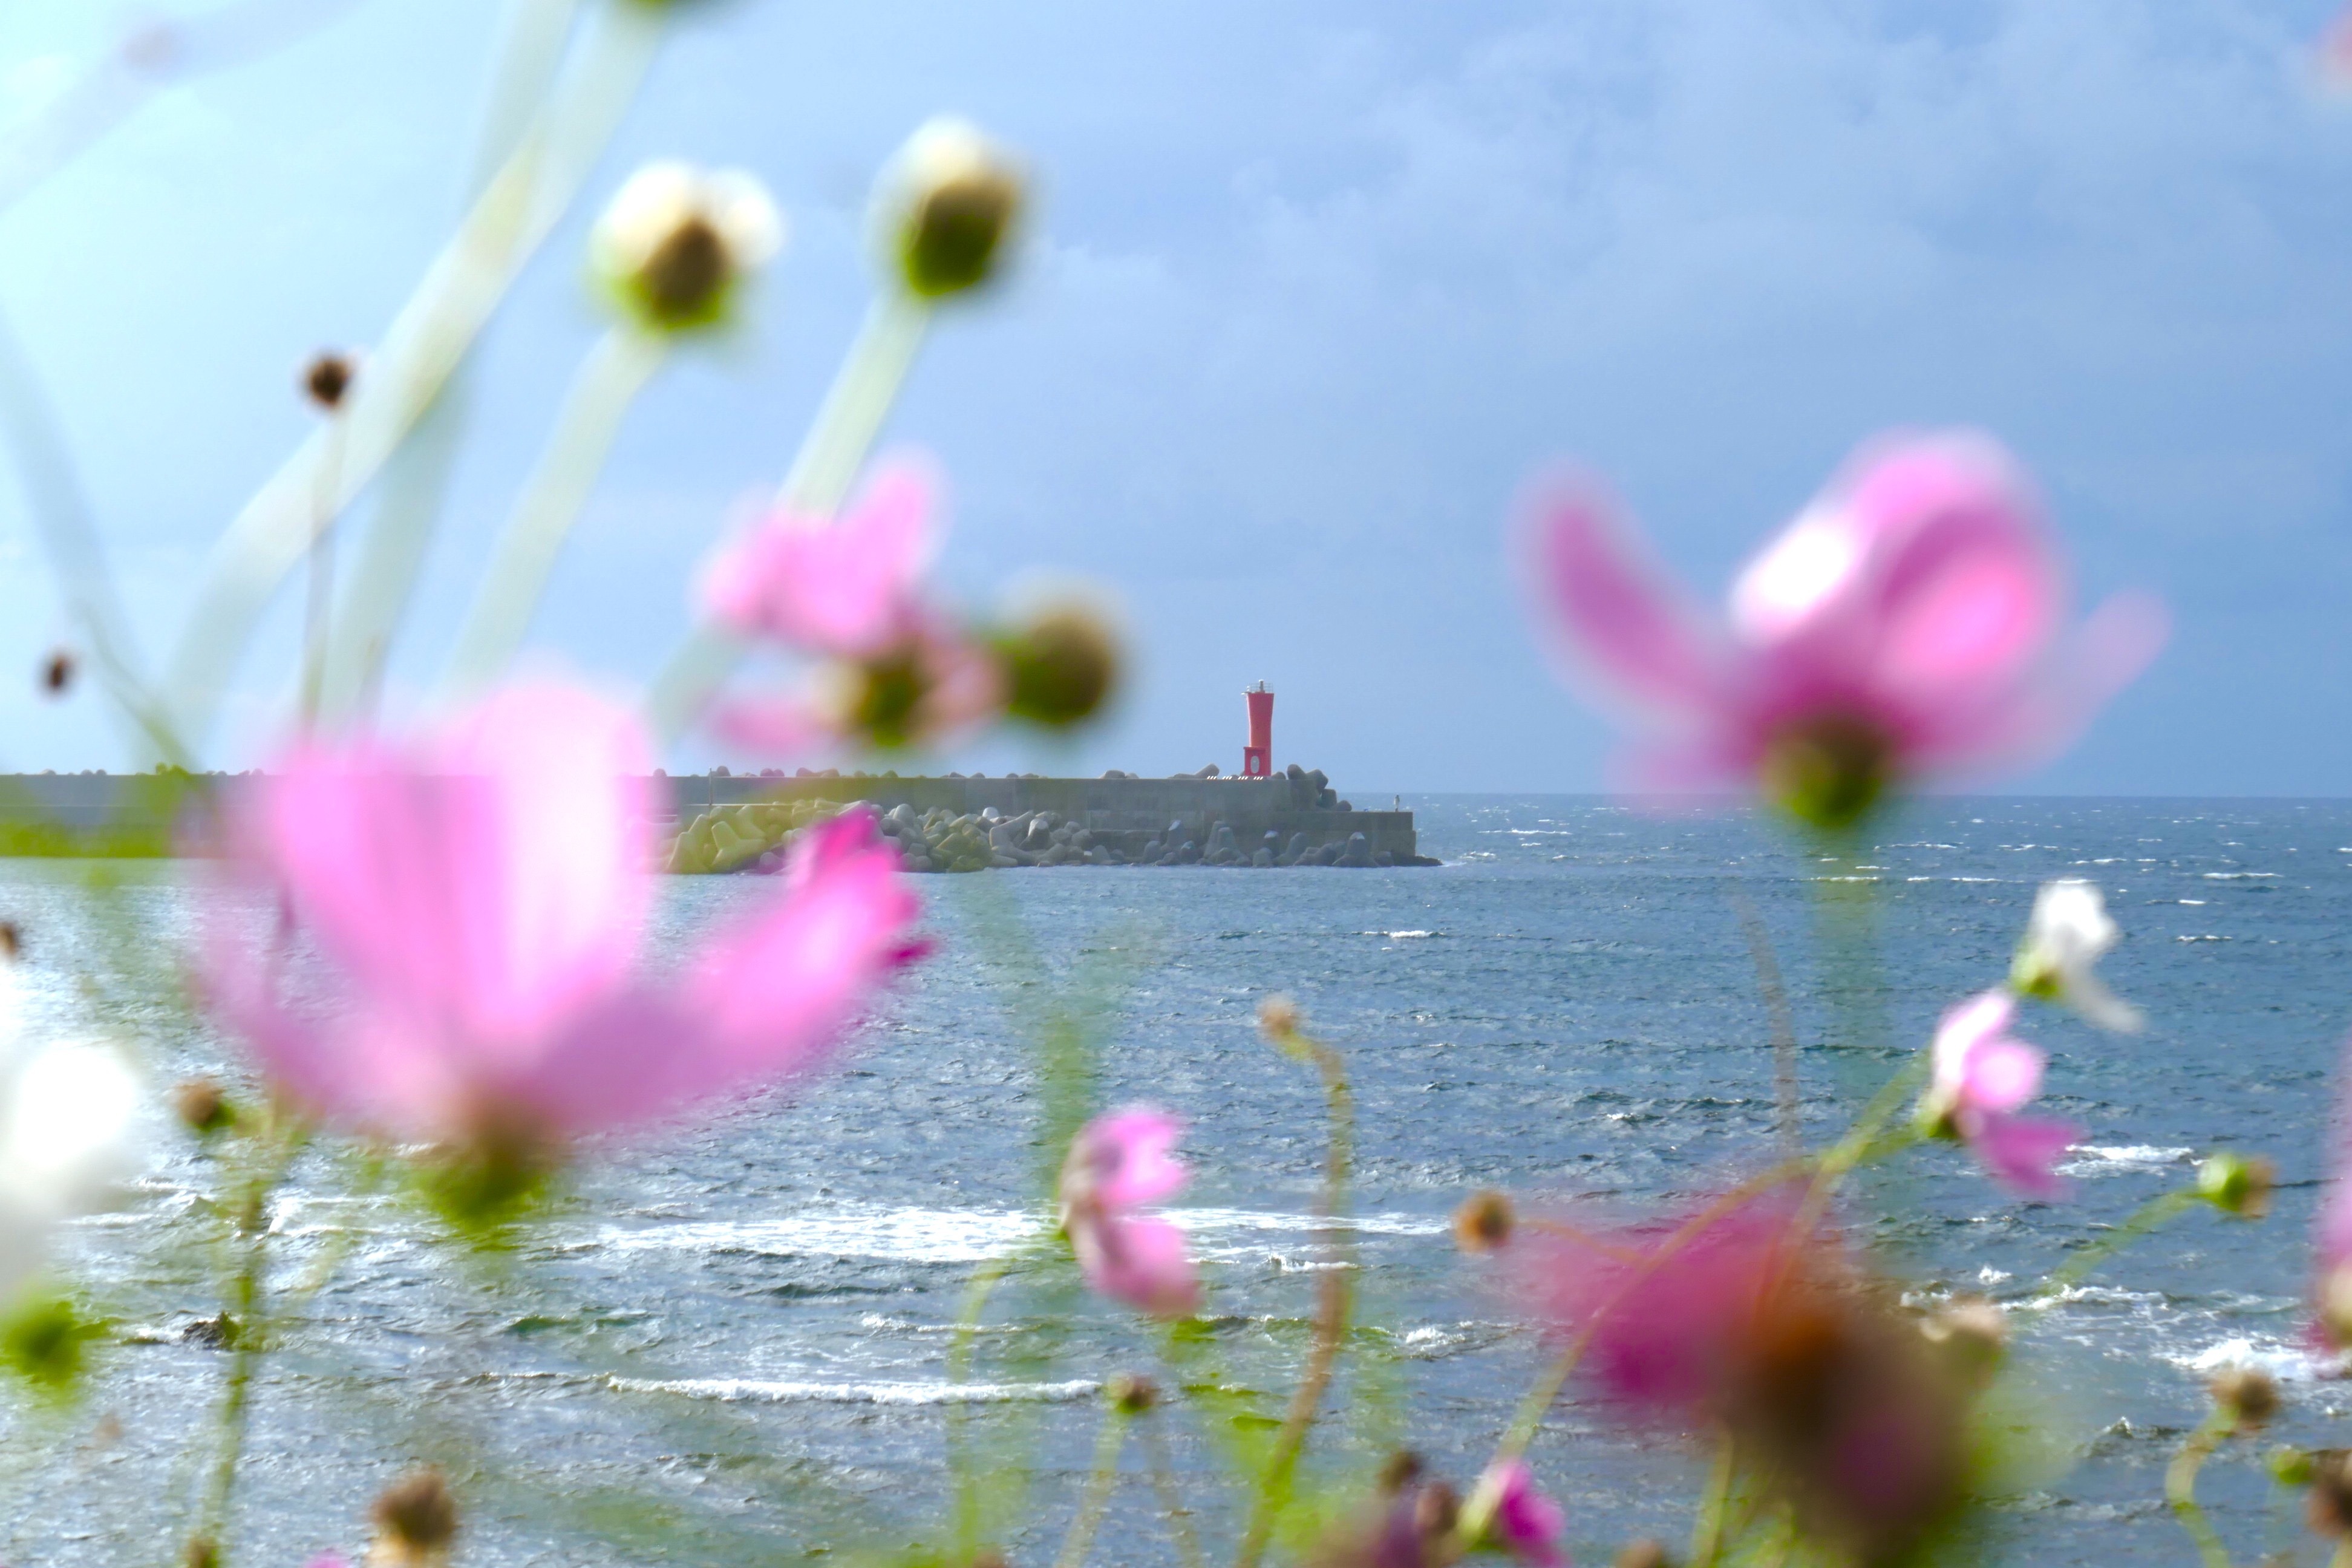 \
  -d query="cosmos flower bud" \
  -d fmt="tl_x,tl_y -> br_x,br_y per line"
370,1468 -> 457,1566
1612,1543 -> 1669,1568
2197,1151 -> 2274,1220
2210,1364 -> 2281,1435
990,598 -> 1122,730
1759,712 -> 1892,834
592,162 -> 783,332
39,649 -> 72,697
879,118 -> 1025,299
303,352 -> 354,412
1257,995 -> 1302,1045
185,1537 -> 220,1568
1453,1190 -> 1515,1255
1106,1373 -> 1157,1414
170,1077 -> 236,1137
